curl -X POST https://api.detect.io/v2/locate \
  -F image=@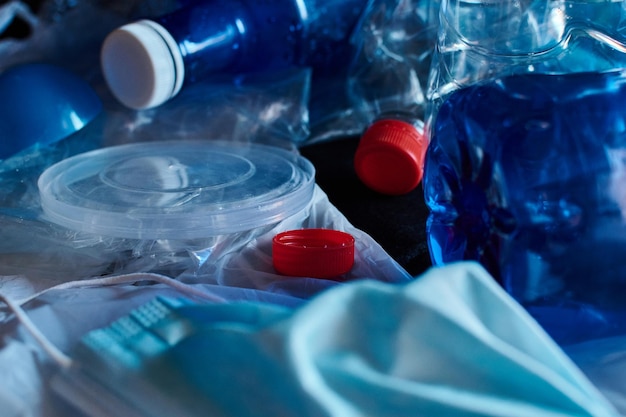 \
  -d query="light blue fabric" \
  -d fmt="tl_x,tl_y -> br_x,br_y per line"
57,262 -> 620,417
